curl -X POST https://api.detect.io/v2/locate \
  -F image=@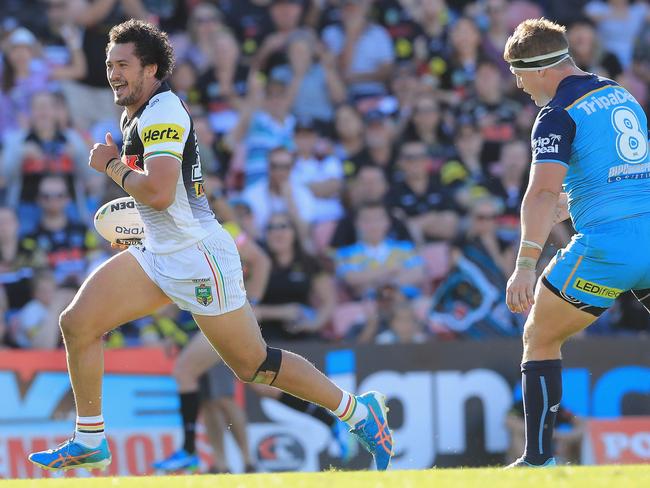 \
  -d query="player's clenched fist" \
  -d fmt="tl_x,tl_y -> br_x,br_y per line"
506,269 -> 536,314
89,132 -> 120,173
